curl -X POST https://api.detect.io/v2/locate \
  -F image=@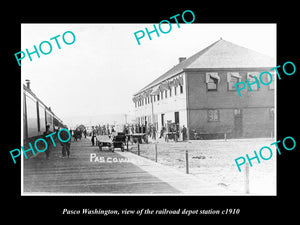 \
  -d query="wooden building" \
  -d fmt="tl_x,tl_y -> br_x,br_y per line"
132,39 -> 275,139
